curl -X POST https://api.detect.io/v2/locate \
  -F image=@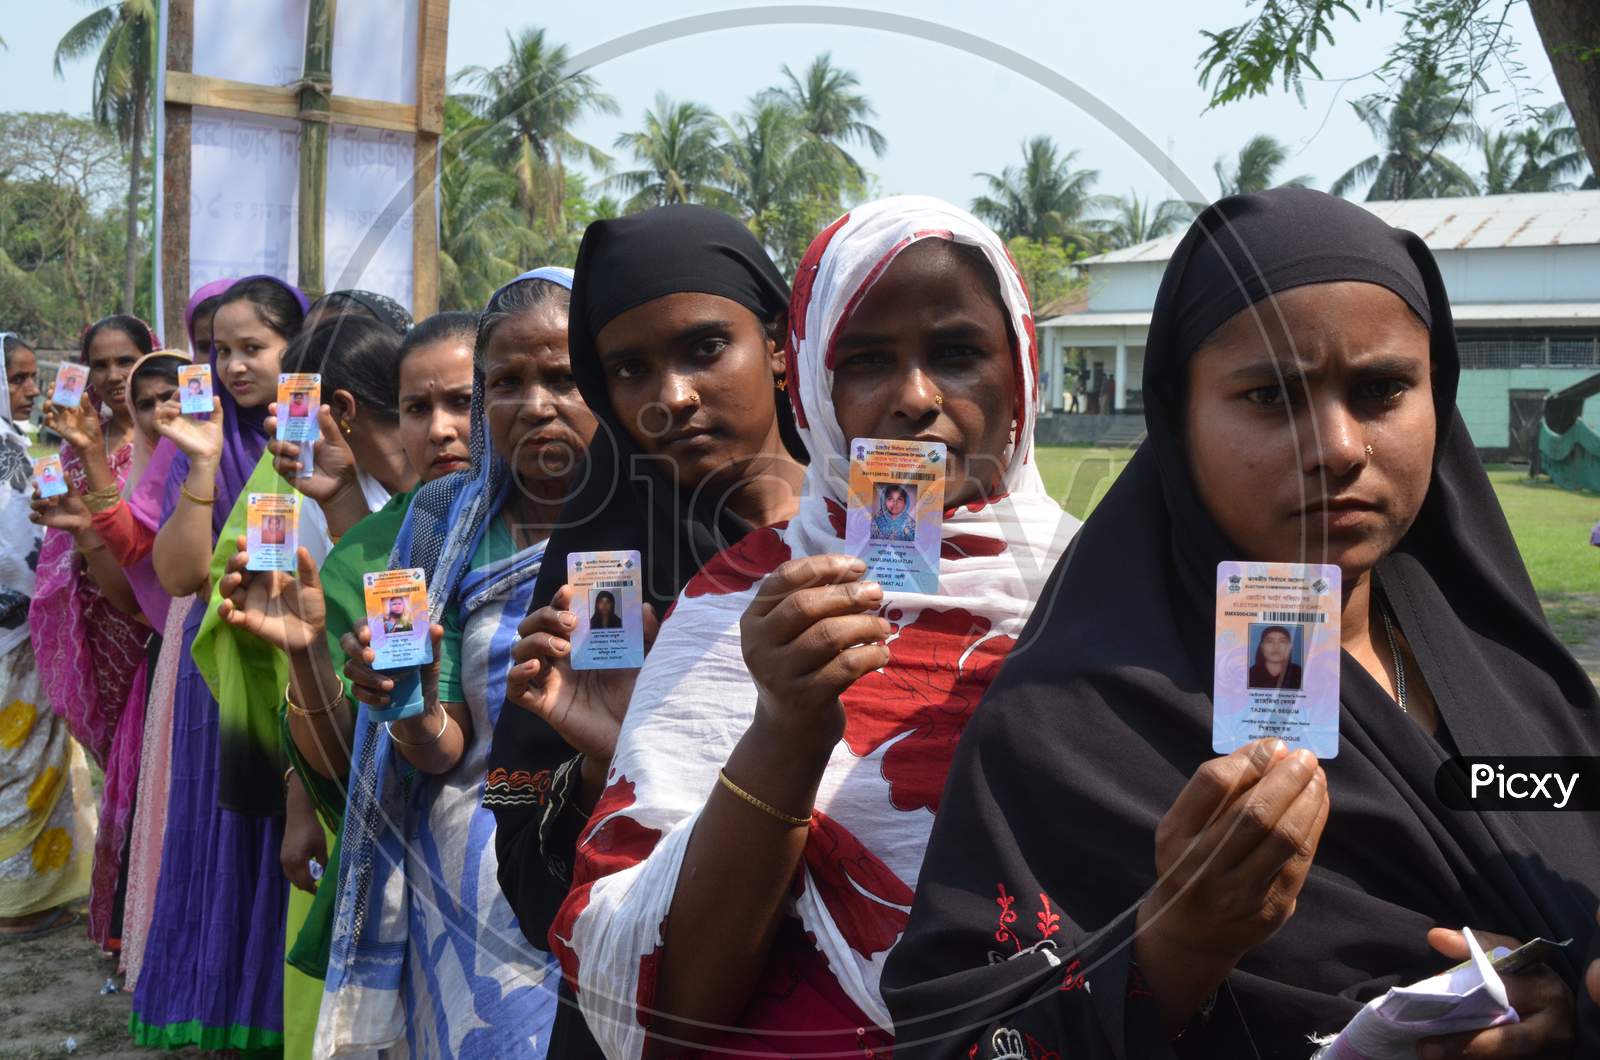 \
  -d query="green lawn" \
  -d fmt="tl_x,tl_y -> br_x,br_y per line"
1035,445 -> 1600,669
